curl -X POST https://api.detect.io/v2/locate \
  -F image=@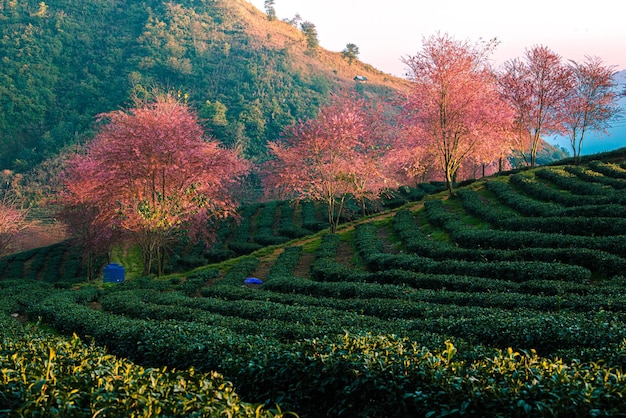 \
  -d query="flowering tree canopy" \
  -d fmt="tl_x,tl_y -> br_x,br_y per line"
0,197 -> 30,257
264,94 -> 390,232
562,56 -> 622,162
59,93 -> 249,276
402,33 -> 514,194
499,45 -> 572,168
